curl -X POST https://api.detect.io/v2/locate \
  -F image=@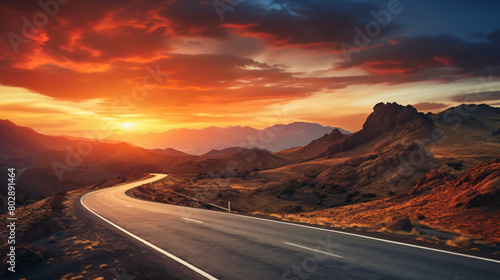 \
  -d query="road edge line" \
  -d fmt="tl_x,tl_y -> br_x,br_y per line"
124,174 -> 500,265
220,212 -> 500,264
80,176 -> 219,280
